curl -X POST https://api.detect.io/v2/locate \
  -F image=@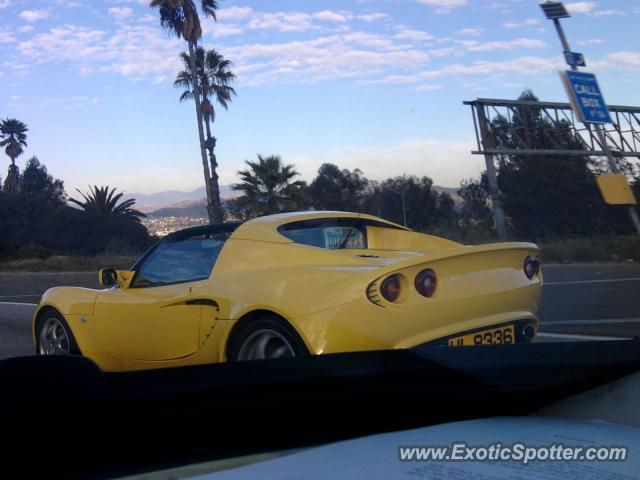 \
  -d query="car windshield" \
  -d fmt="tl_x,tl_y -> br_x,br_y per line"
132,234 -> 226,287
2,0 -> 640,477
